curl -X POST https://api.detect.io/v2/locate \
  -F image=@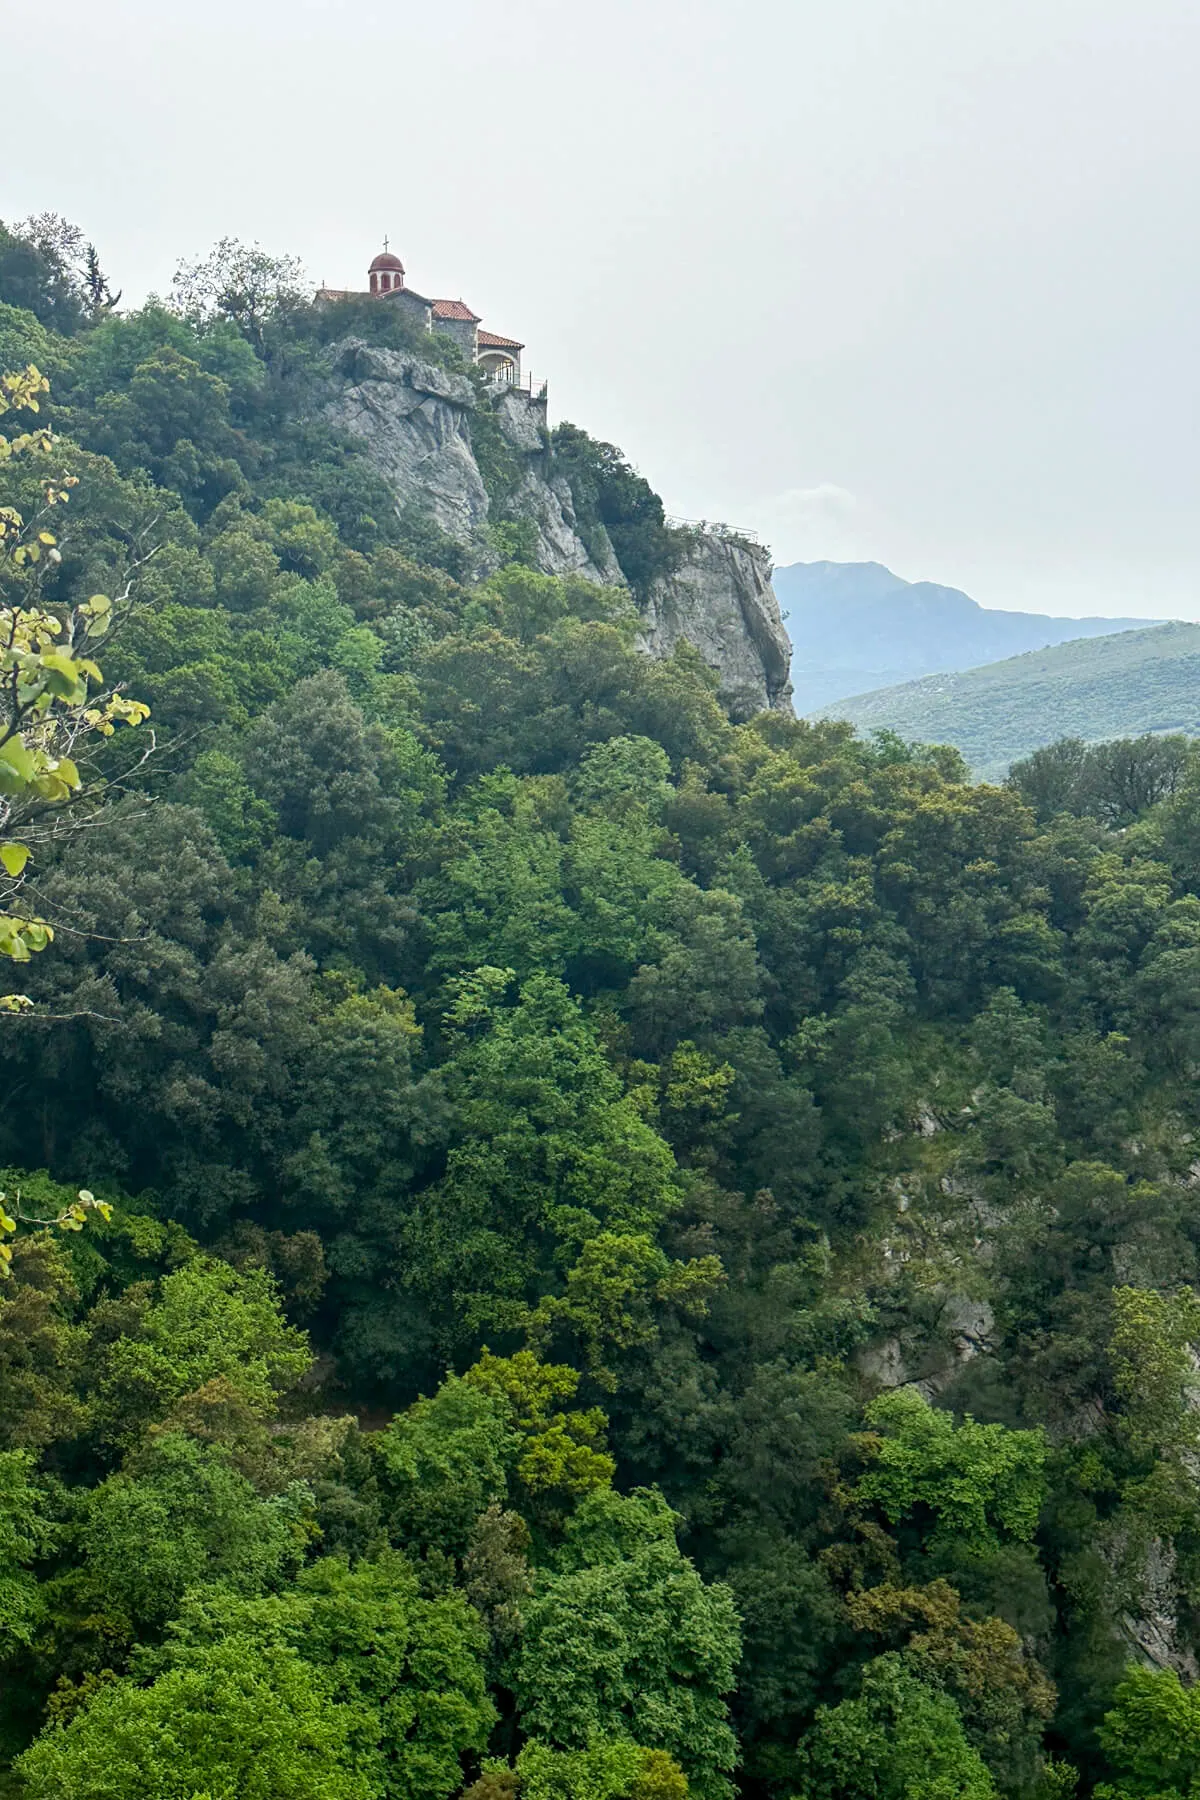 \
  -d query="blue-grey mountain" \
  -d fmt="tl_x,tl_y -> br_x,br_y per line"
774,560 -> 1157,714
